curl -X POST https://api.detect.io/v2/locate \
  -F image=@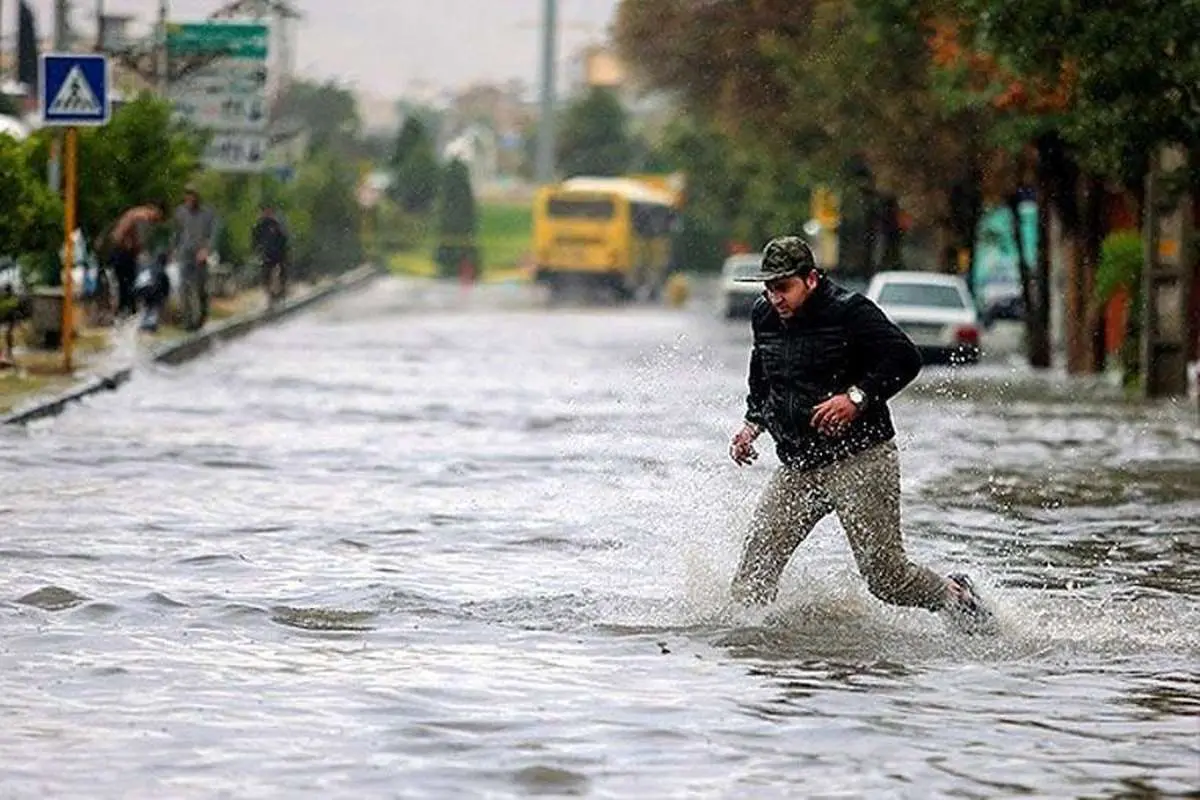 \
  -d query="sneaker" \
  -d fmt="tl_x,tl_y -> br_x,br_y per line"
943,573 -> 999,635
